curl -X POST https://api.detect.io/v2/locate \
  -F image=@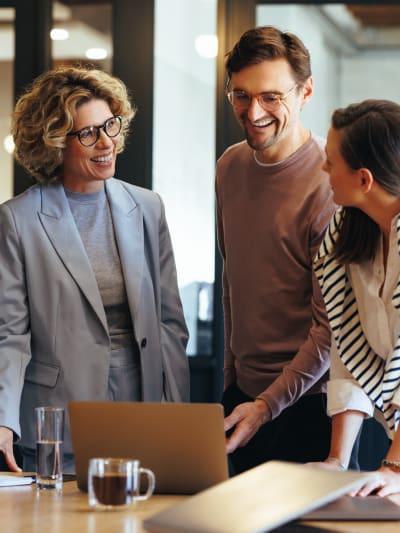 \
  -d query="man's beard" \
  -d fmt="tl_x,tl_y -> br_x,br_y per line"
245,128 -> 280,152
